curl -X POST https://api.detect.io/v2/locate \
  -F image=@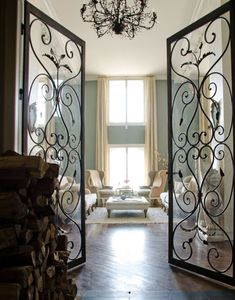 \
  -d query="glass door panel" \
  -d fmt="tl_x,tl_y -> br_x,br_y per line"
167,2 -> 235,285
